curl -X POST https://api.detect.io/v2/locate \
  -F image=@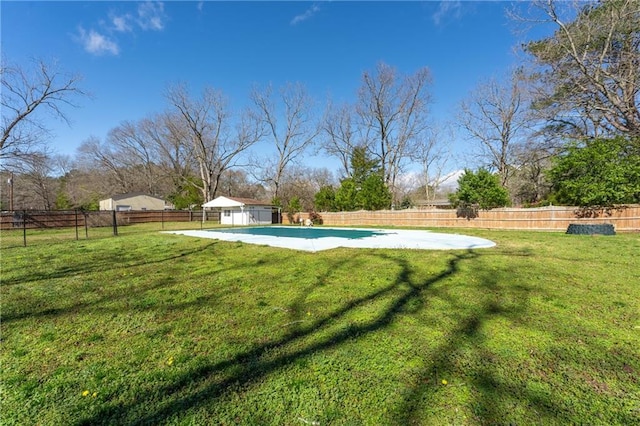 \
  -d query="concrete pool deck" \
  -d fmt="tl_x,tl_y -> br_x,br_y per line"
166,226 -> 496,252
